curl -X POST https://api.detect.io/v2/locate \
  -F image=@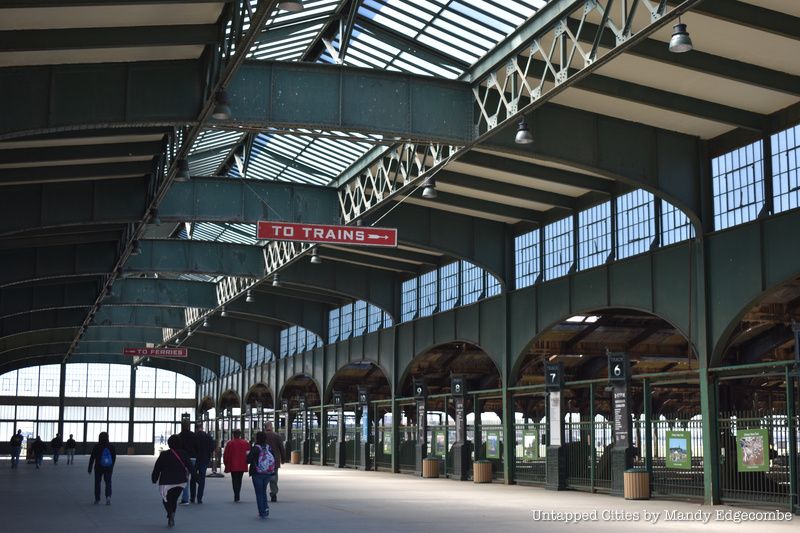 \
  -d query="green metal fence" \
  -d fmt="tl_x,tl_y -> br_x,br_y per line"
309,426 -> 321,464
398,423 -> 417,472
718,410 -> 797,508
631,415 -> 705,499
479,424 -> 504,481
515,422 -> 547,484
375,422 -> 392,471
564,418 -> 613,492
